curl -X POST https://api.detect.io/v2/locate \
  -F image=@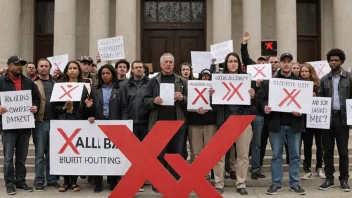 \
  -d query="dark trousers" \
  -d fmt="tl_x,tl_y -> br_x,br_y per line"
302,128 -> 324,171
63,176 -> 78,186
133,123 -> 149,142
93,176 -> 103,187
1,130 -> 31,187
322,113 -> 349,181
182,128 -> 188,160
